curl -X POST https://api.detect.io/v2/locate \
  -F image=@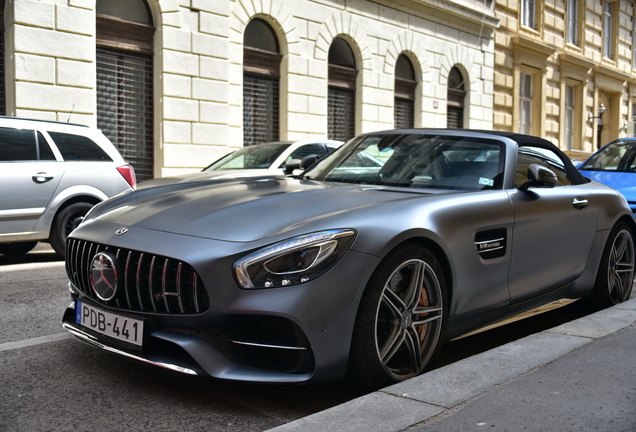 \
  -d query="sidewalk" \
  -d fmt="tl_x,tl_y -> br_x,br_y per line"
266,297 -> 636,432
